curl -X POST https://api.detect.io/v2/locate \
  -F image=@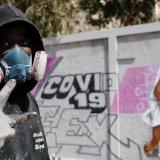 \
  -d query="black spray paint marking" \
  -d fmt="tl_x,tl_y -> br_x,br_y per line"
41,73 -> 114,113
